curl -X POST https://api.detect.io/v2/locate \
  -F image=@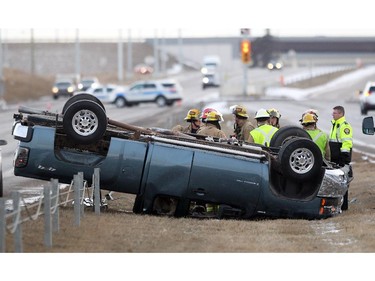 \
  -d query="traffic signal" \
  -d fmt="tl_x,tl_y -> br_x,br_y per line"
241,39 -> 251,64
